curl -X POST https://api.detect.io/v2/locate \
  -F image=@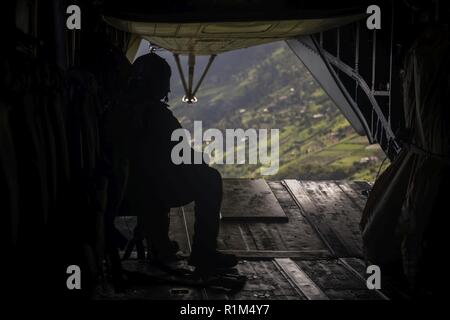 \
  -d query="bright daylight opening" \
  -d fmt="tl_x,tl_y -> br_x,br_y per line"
138,39 -> 389,181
